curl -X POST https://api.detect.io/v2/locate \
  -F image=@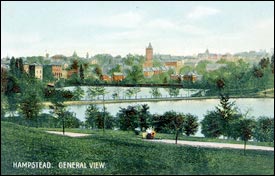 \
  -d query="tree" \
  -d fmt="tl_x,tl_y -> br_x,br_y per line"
182,114 -> 199,136
138,104 -> 152,131
79,64 -> 84,80
117,106 -> 139,131
167,87 -> 180,97
236,119 -> 256,155
125,88 -> 135,99
94,66 -> 103,79
123,88 -> 140,99
216,94 -> 238,138
49,92 -> 67,134
169,112 -> 185,144
18,78 -> 43,127
201,111 -> 223,138
112,88 -> 120,100
125,65 -> 145,84
63,111 -> 81,128
85,104 -> 100,129
71,59 -> 79,70
150,87 -> 162,98
253,116 -> 274,142
9,57 -> 16,76
72,86 -> 85,100
259,57 -> 270,69
43,65 -> 55,82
